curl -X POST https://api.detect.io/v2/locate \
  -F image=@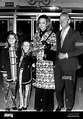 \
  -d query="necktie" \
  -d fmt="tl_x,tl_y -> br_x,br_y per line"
60,29 -> 65,47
